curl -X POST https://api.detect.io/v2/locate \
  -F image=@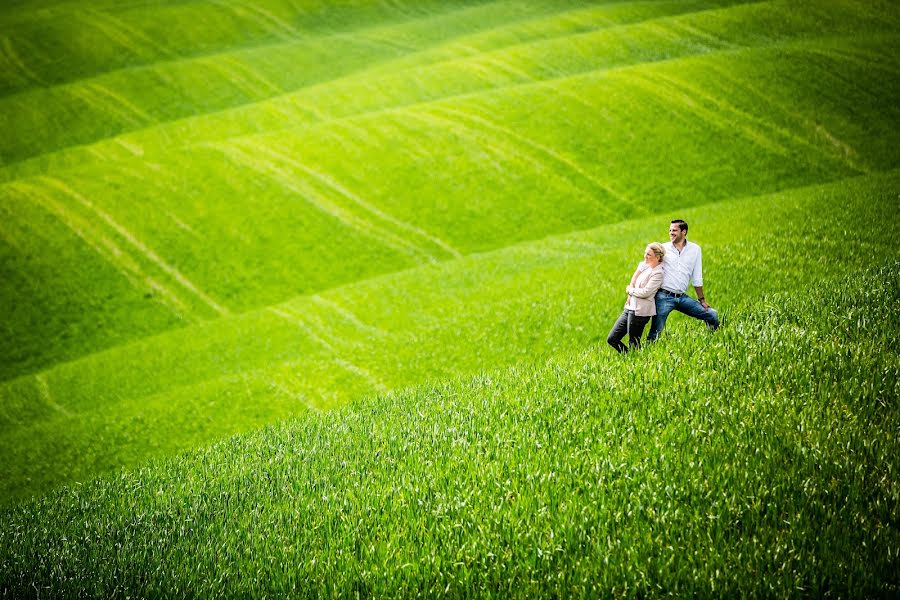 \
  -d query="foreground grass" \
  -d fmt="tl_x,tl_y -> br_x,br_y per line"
2,261 -> 897,597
